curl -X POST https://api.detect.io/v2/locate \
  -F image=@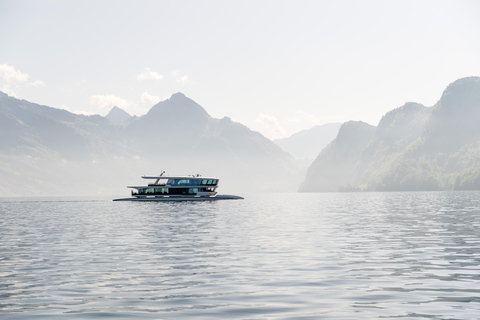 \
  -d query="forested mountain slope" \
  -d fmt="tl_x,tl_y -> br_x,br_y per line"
300,77 -> 480,192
